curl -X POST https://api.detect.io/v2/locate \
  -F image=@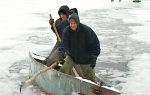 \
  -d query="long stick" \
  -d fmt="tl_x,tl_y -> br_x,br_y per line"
72,67 -> 79,77
49,14 -> 61,42
20,61 -> 59,93
49,14 -> 79,77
